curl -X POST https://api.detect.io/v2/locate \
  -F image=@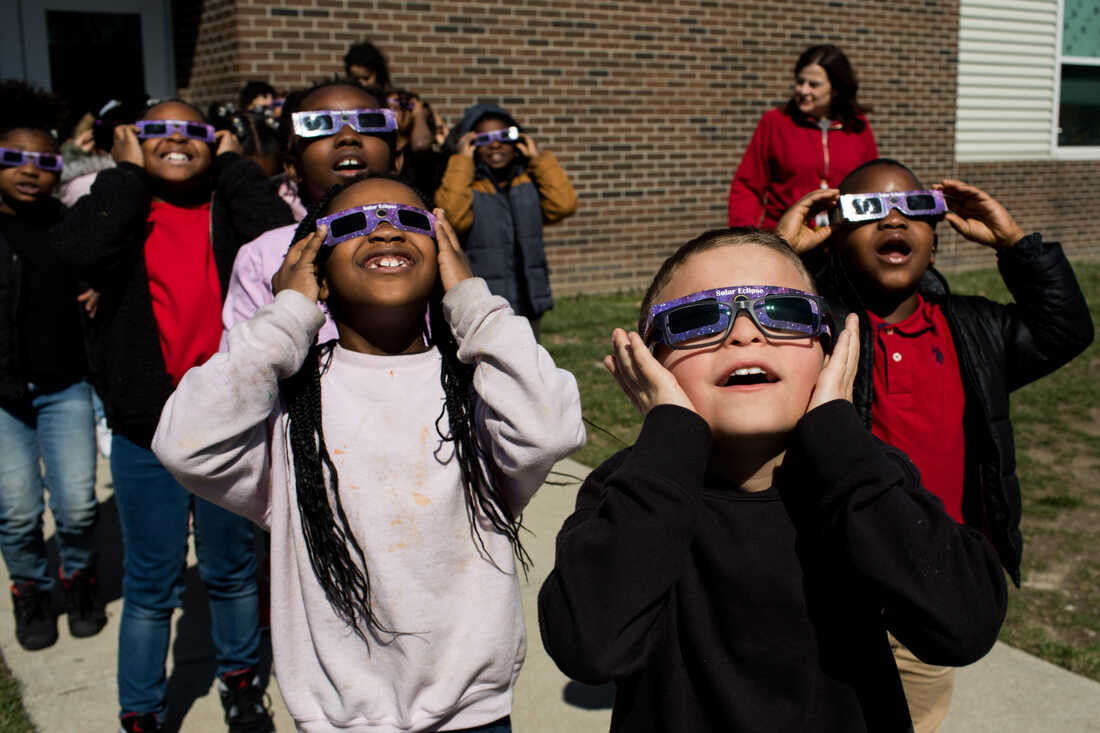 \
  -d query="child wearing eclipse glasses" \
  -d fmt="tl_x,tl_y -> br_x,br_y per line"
221,79 -> 400,346
0,79 -> 107,653
435,103 -> 577,340
153,175 -> 584,732
538,227 -> 1008,732
776,158 -> 1093,732
50,98 -> 294,733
